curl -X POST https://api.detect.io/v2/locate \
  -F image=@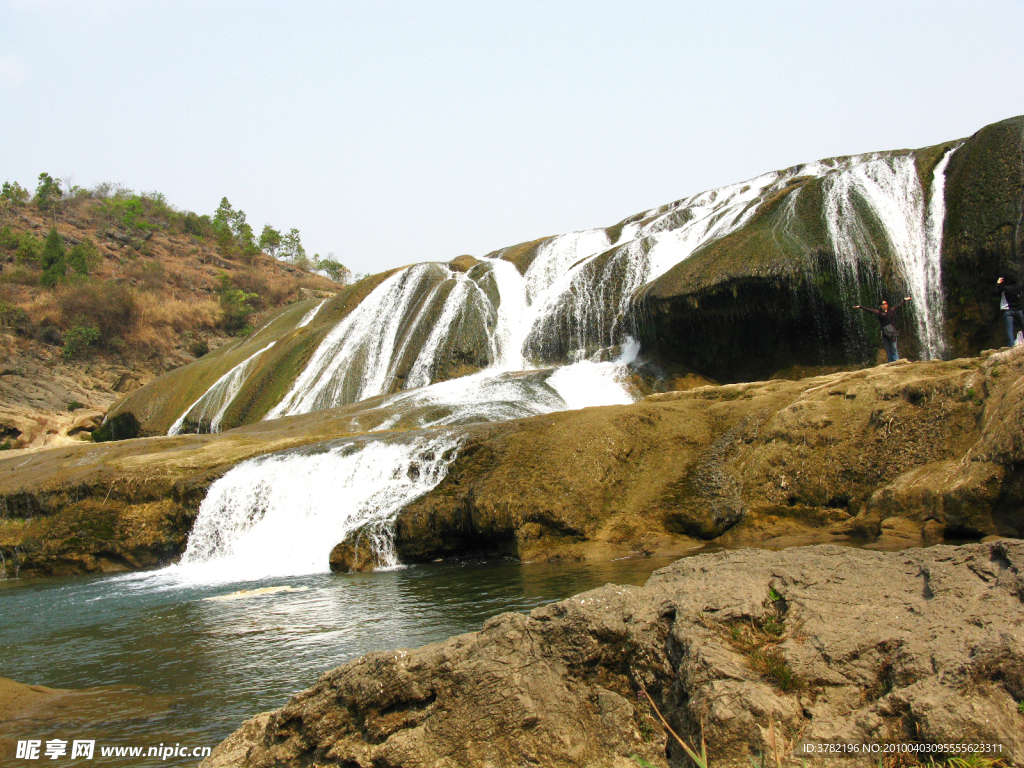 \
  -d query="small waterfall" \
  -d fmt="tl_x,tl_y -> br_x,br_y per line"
168,342 -> 276,435
296,299 -> 327,329
823,151 -> 956,359
172,433 -> 463,582
921,147 -> 959,357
